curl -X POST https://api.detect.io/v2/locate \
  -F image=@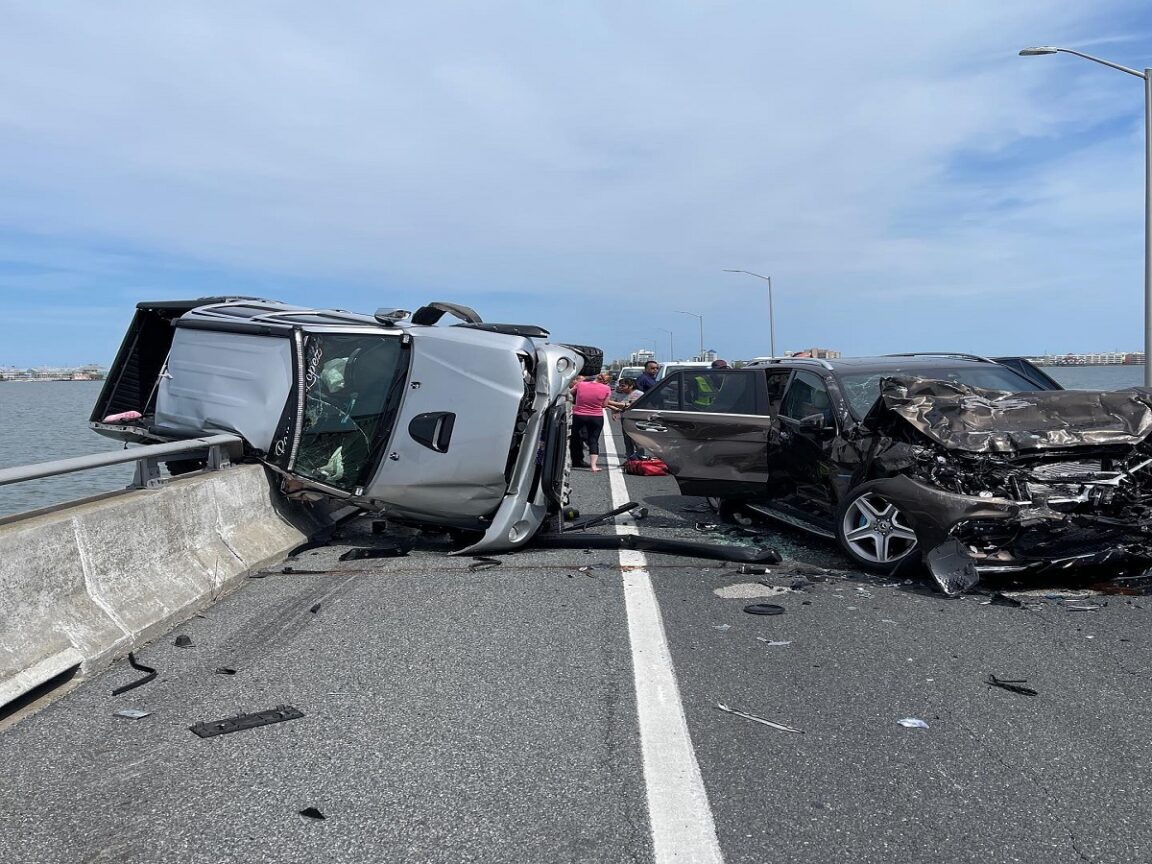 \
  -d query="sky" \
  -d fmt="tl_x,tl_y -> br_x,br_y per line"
1,1 -> 1150,366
